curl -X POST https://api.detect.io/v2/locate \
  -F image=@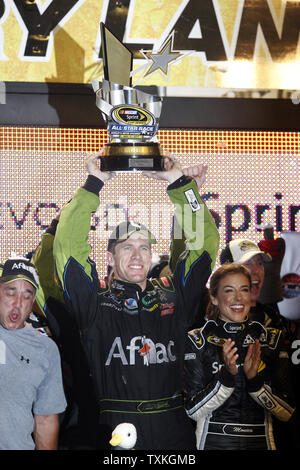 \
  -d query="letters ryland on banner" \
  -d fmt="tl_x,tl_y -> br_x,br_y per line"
92,23 -> 164,172
1,1 -> 300,93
